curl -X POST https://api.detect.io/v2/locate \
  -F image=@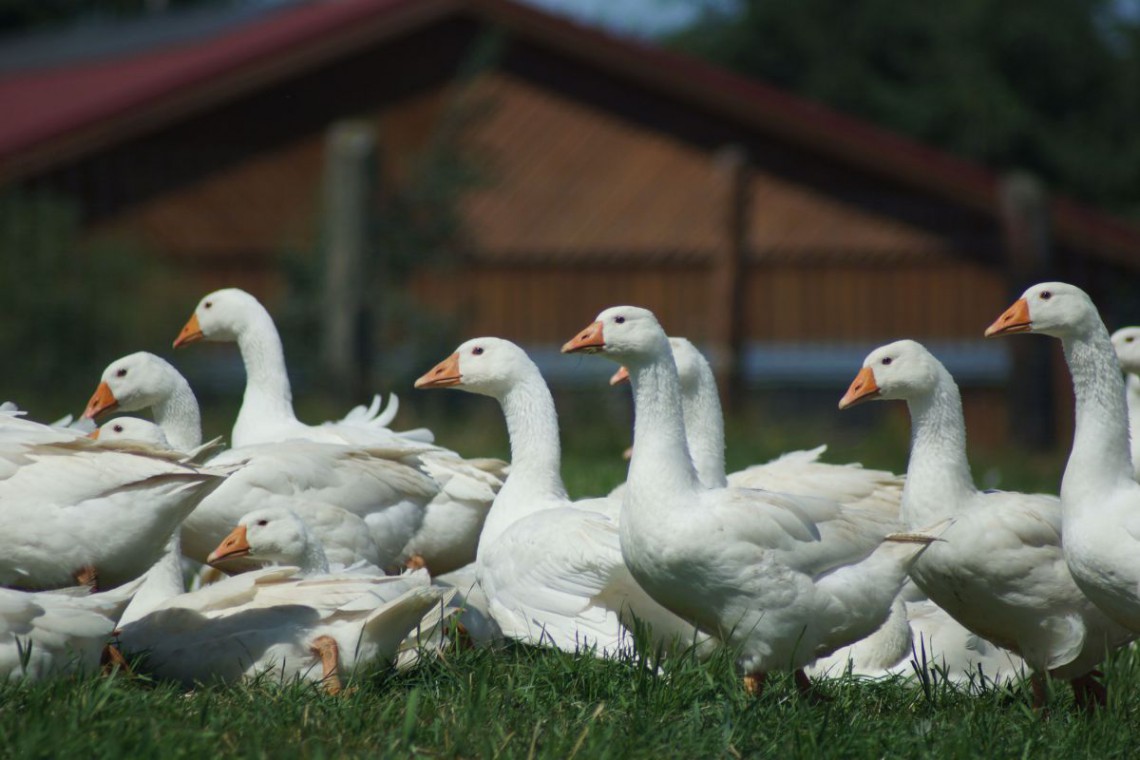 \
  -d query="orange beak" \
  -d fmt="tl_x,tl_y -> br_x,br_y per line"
609,366 -> 630,386
562,321 -> 605,354
173,313 -> 204,348
87,428 -> 101,440
207,524 -> 251,565
838,367 -> 881,409
414,353 -> 462,389
984,298 -> 1032,338
83,381 -> 118,419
